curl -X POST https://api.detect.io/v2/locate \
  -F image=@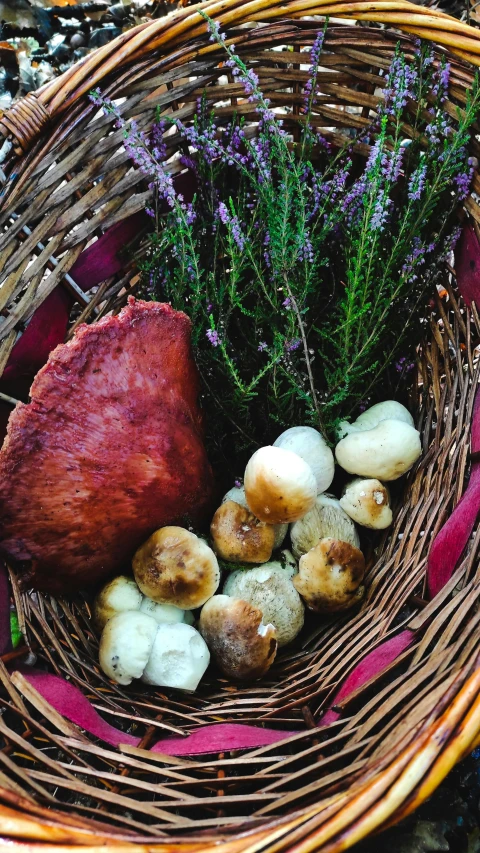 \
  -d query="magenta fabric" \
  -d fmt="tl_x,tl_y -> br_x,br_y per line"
19,671 -> 296,754
2,289 -> 71,382
2,213 -> 148,383
455,222 -> 480,307
2,169 -> 197,384
427,463 -> 480,597
22,671 -> 140,746
318,629 -> 415,725
150,723 -> 297,755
